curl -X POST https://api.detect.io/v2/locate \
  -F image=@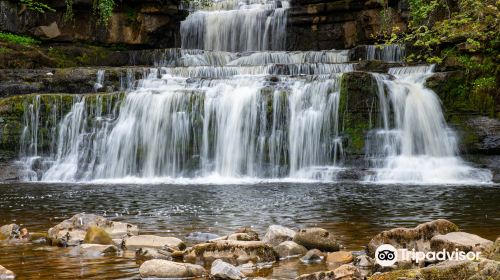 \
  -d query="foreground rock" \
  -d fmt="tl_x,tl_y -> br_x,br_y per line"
326,251 -> 354,265
0,224 -> 20,240
263,225 -> 296,246
83,226 -> 113,245
139,259 -> 205,279
0,265 -> 15,279
184,240 -> 276,266
48,213 -> 138,246
367,219 -> 459,256
487,237 -> 500,261
296,264 -> 362,280
274,241 -> 308,259
78,244 -> 119,257
370,259 -> 500,280
301,249 -> 324,263
123,235 -> 185,250
211,259 -> 245,280
430,232 -> 494,253
293,228 -> 340,252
